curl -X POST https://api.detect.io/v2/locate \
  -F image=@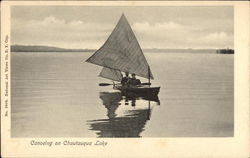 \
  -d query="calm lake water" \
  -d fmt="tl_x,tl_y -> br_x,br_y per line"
11,52 -> 233,137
